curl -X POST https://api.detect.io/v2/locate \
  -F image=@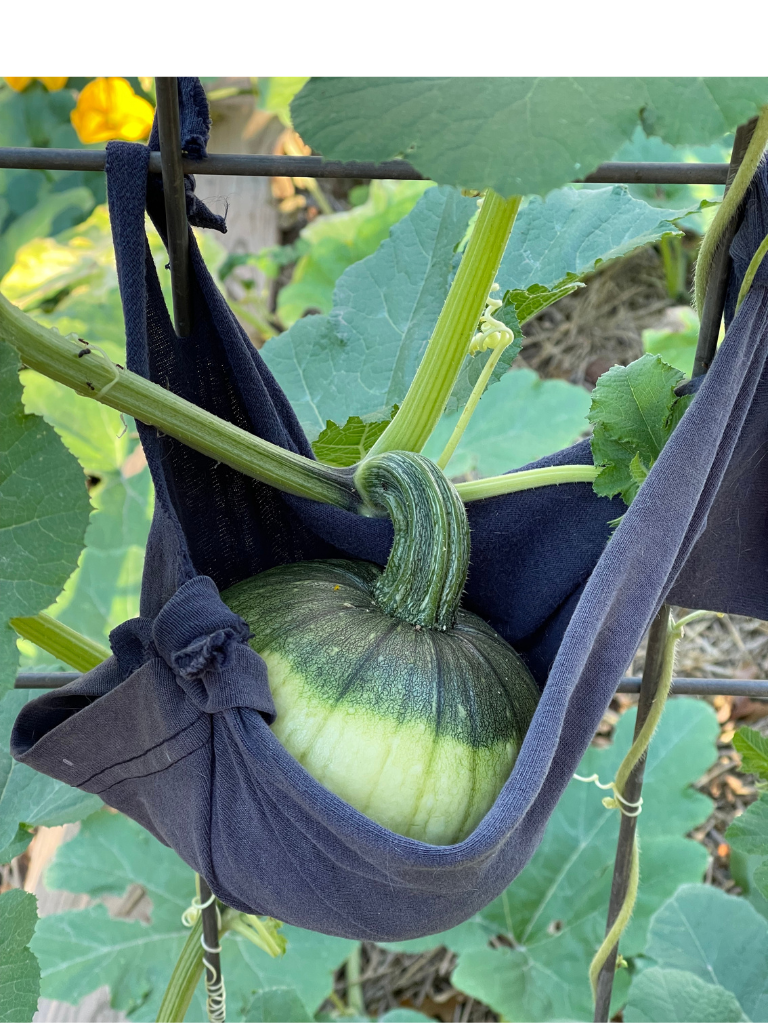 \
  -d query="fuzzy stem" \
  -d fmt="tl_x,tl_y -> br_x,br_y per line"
735,229 -> 768,312
694,106 -> 768,316
0,290 -> 359,513
354,452 -> 469,630
367,191 -> 522,458
10,613 -> 110,671
455,464 -> 599,502
155,916 -> 204,1023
